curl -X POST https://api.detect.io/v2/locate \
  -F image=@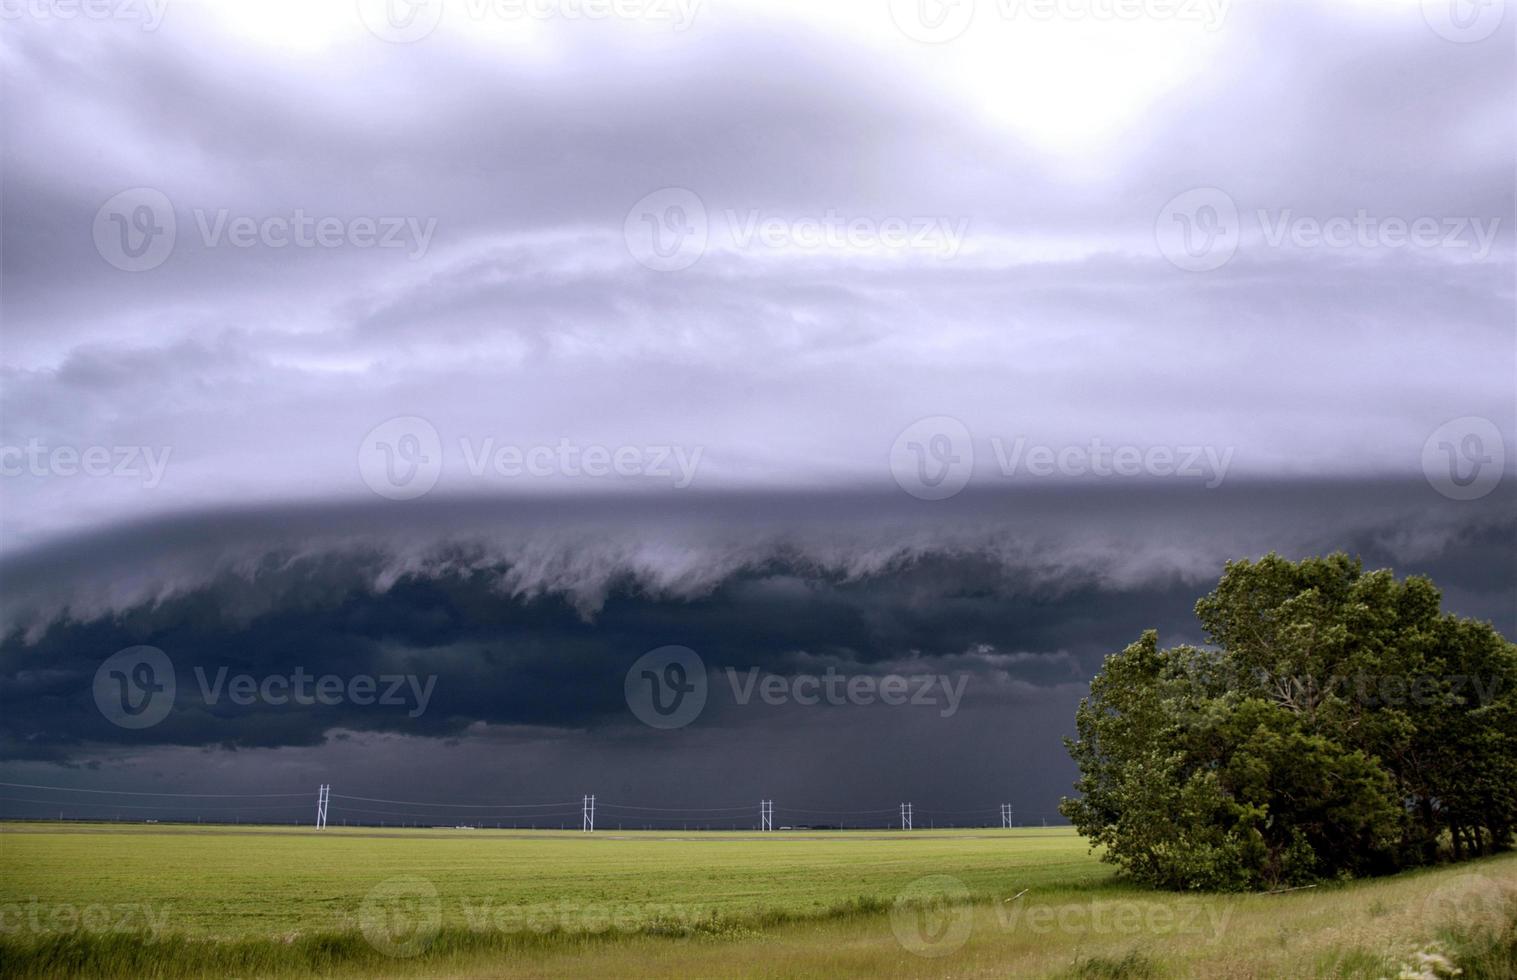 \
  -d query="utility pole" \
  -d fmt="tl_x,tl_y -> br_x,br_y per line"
760,799 -> 773,831
582,794 -> 595,832
900,802 -> 912,831
315,784 -> 329,829
1001,803 -> 1013,828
